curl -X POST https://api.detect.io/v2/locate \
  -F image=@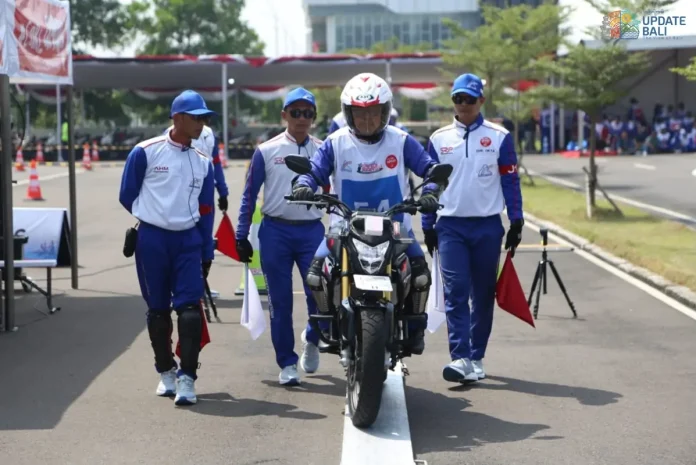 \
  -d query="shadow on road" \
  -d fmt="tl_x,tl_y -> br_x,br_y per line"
261,374 -> 345,398
470,375 -> 622,407
189,392 -> 327,420
407,385 -> 551,454
0,294 -> 145,430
